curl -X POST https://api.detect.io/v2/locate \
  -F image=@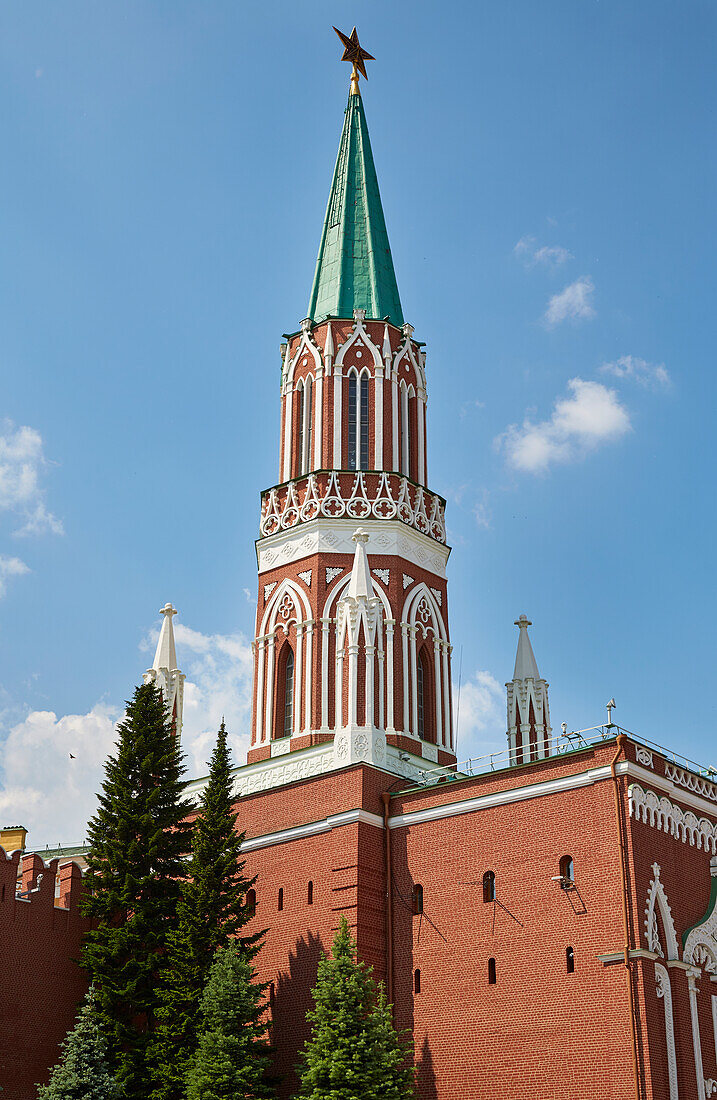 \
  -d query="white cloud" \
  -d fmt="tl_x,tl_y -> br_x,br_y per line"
0,704 -> 120,846
0,421 -> 63,536
544,277 -> 595,326
0,555 -> 30,597
454,670 -> 505,761
600,355 -> 671,390
514,236 -> 573,267
174,623 -> 254,779
498,378 -> 631,474
0,623 -> 255,847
